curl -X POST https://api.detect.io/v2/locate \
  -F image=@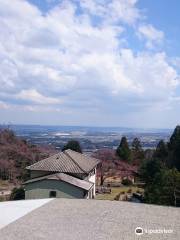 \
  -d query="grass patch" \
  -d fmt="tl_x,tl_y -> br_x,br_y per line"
95,186 -> 143,201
